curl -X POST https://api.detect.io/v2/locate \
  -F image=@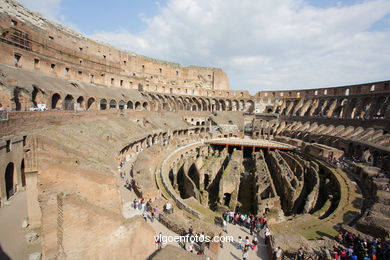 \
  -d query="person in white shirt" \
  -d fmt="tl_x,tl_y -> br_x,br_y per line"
237,236 -> 243,250
165,202 -> 172,214
265,228 -> 271,245
223,219 -> 228,233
